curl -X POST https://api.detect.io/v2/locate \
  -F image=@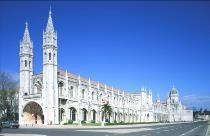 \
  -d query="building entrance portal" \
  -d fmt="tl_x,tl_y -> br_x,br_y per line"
23,102 -> 44,124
